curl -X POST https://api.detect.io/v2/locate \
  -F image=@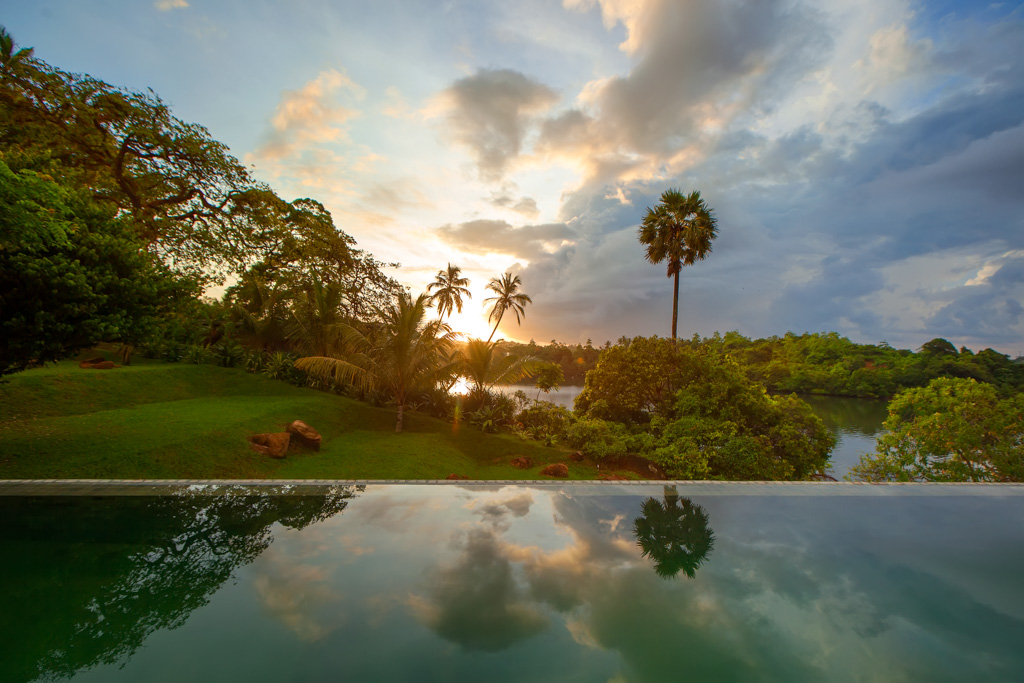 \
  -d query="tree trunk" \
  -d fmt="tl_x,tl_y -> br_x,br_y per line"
395,404 -> 404,433
671,270 -> 680,339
